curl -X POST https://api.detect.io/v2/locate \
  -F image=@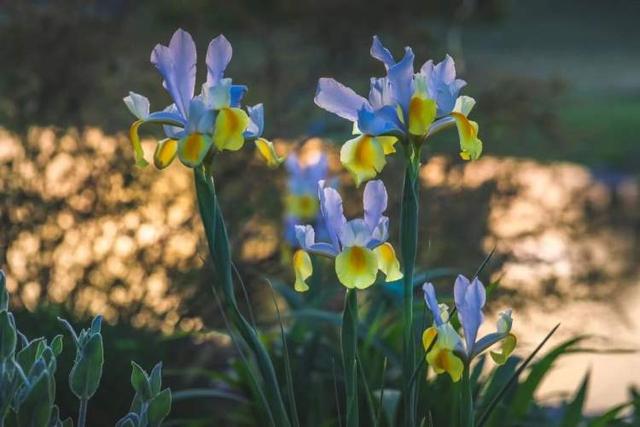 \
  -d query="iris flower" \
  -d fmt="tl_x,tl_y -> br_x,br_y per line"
284,152 -> 330,246
123,29 -> 282,170
293,180 -> 402,291
314,35 -> 482,186
421,276 -> 516,382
